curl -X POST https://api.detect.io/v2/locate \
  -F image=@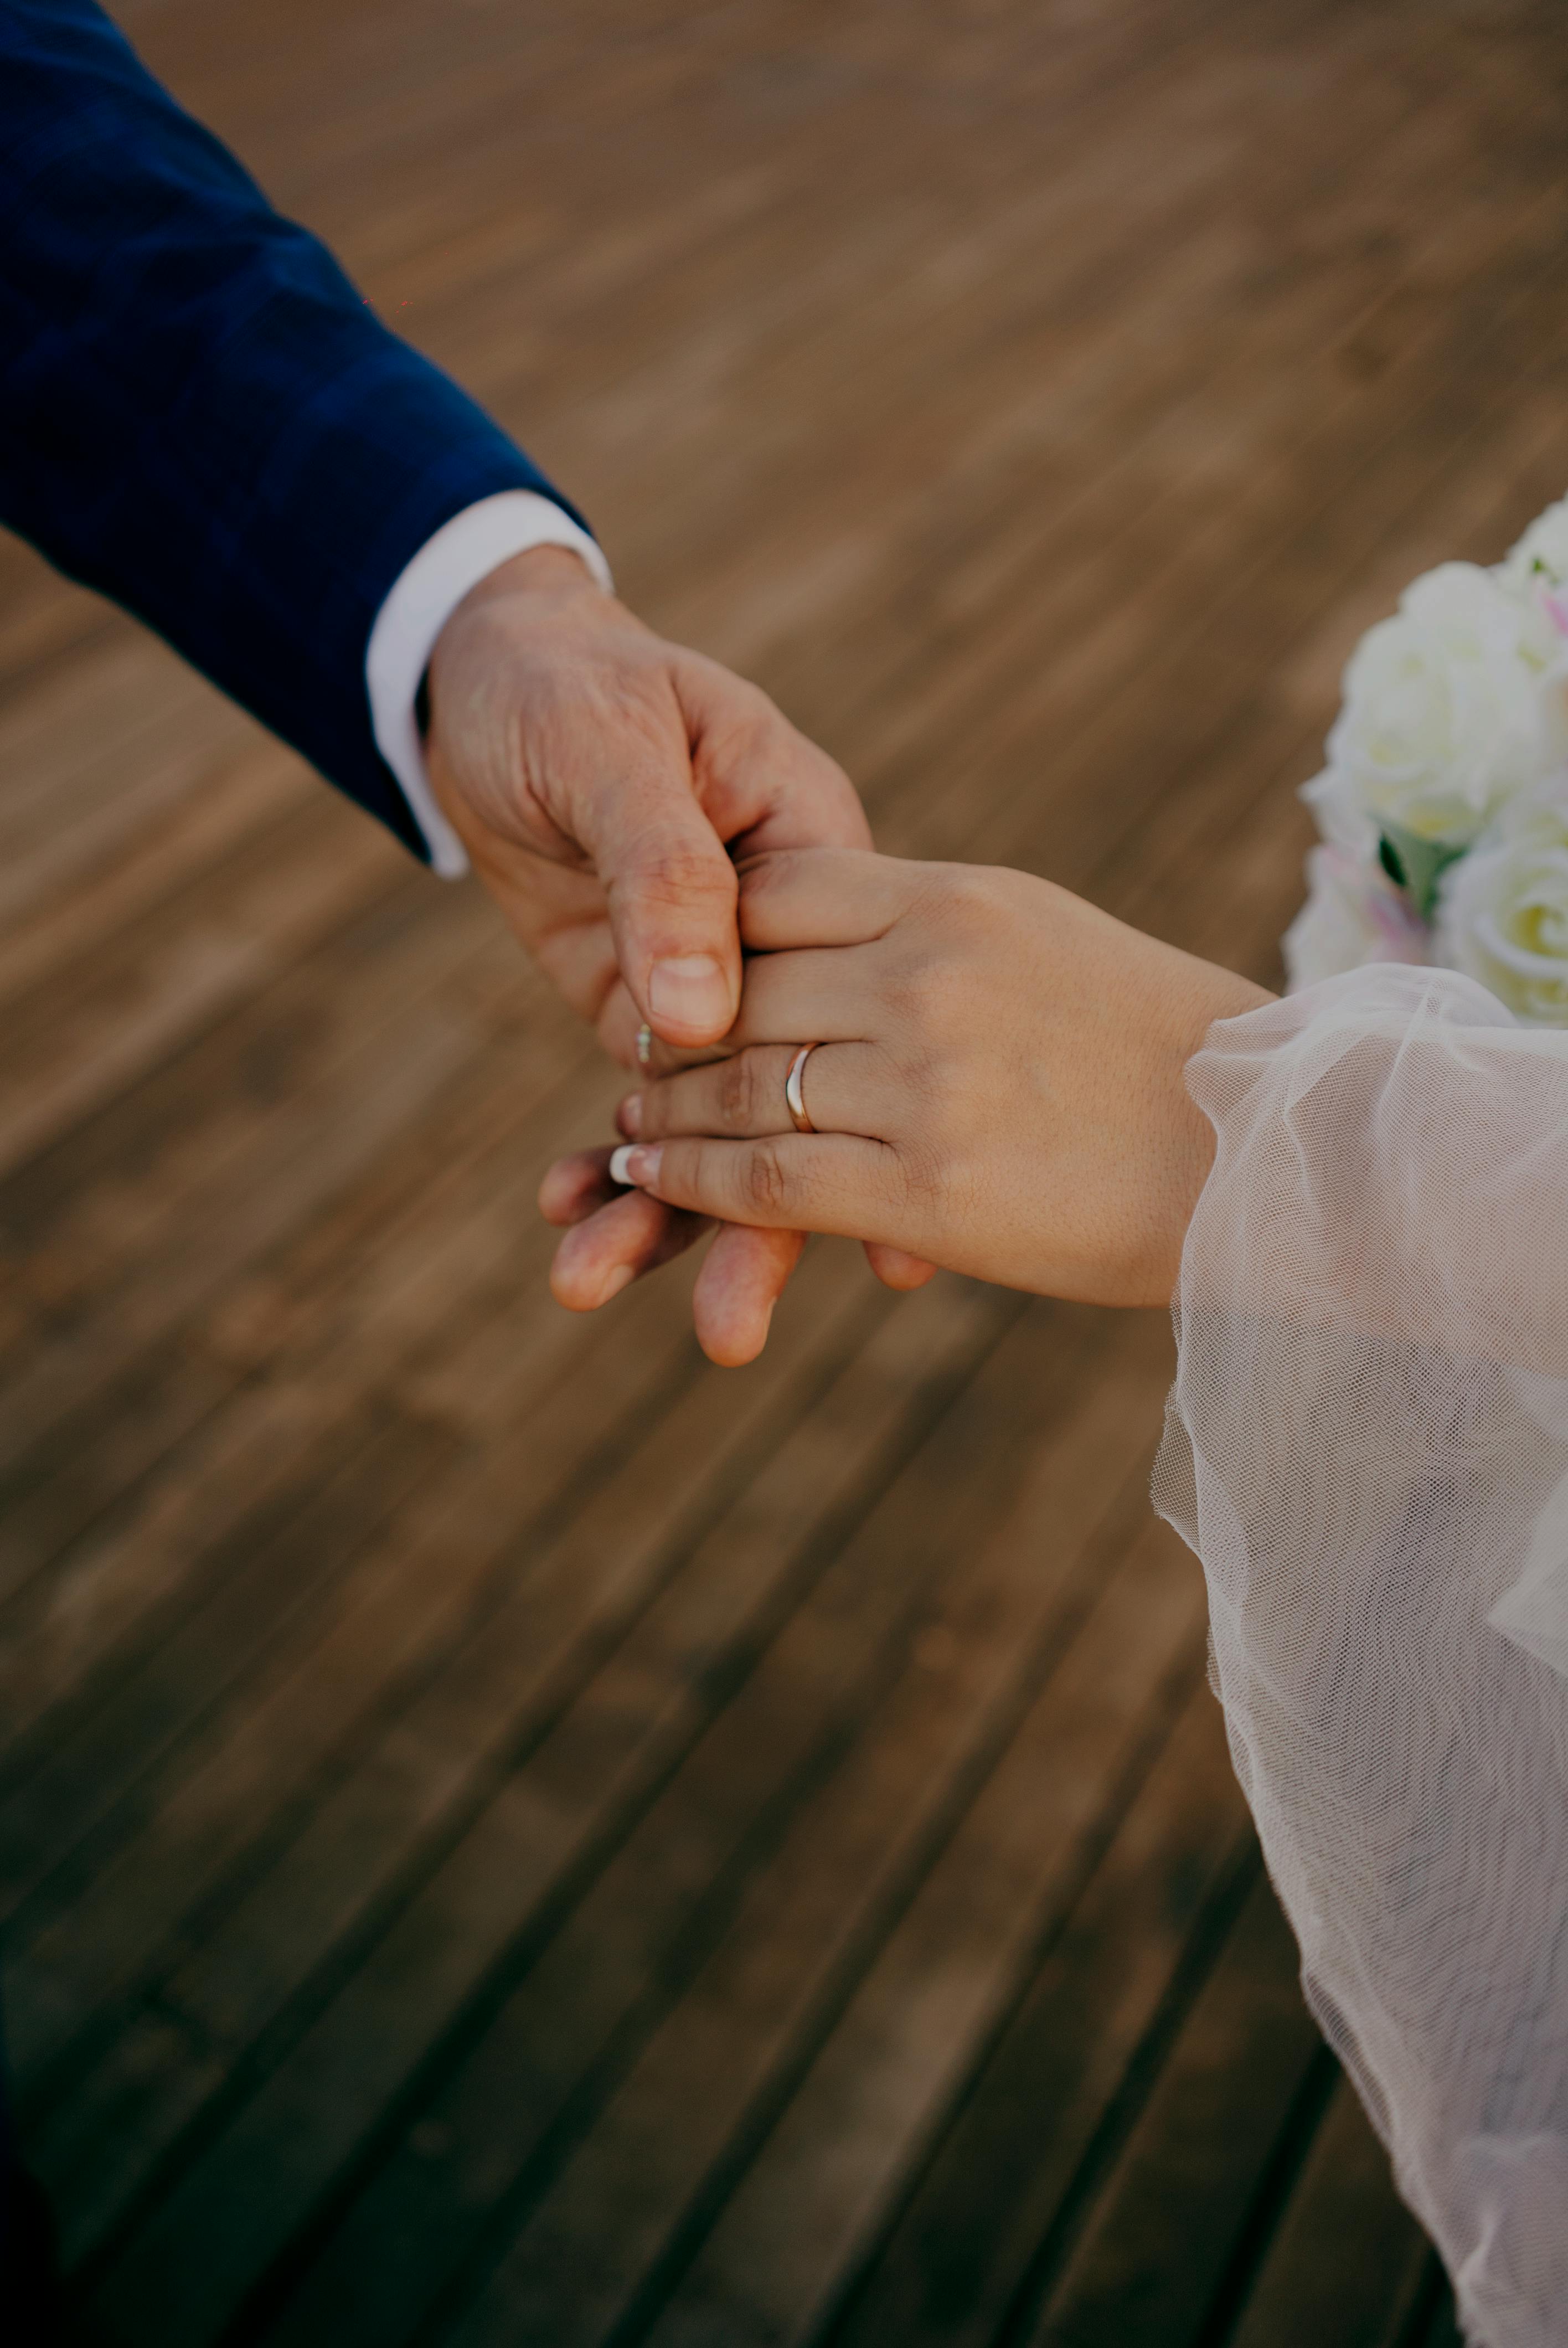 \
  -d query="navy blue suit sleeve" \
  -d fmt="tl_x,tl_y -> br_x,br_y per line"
0,0 -> 590,859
